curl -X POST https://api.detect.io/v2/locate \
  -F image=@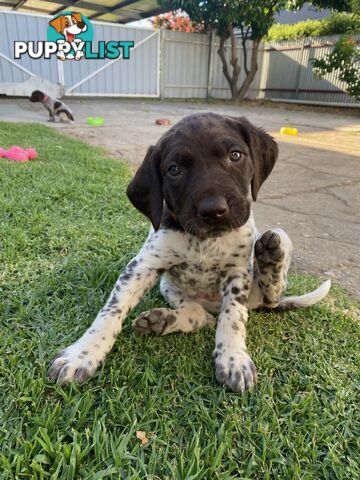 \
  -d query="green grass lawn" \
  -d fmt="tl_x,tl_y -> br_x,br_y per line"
0,122 -> 359,479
